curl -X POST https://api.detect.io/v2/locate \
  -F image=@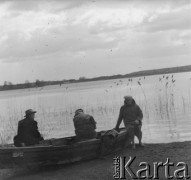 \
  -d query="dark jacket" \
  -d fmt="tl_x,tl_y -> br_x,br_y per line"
117,100 -> 143,127
73,113 -> 96,140
14,118 -> 43,147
